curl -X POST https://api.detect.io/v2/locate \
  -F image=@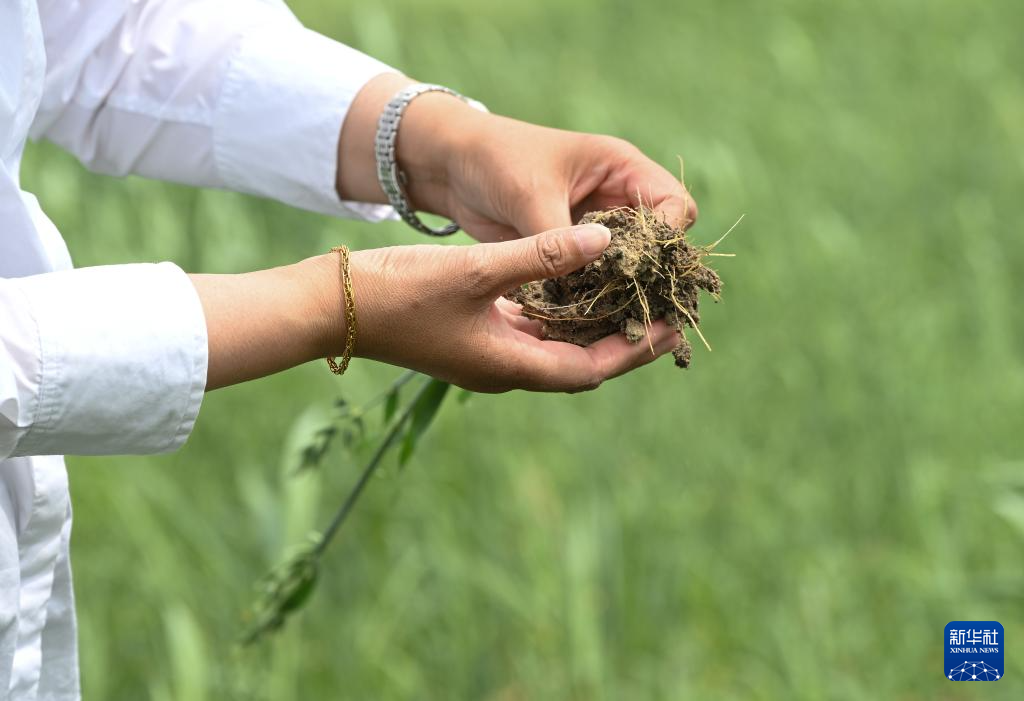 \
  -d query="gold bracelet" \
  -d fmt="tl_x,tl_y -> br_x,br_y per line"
326,245 -> 357,375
